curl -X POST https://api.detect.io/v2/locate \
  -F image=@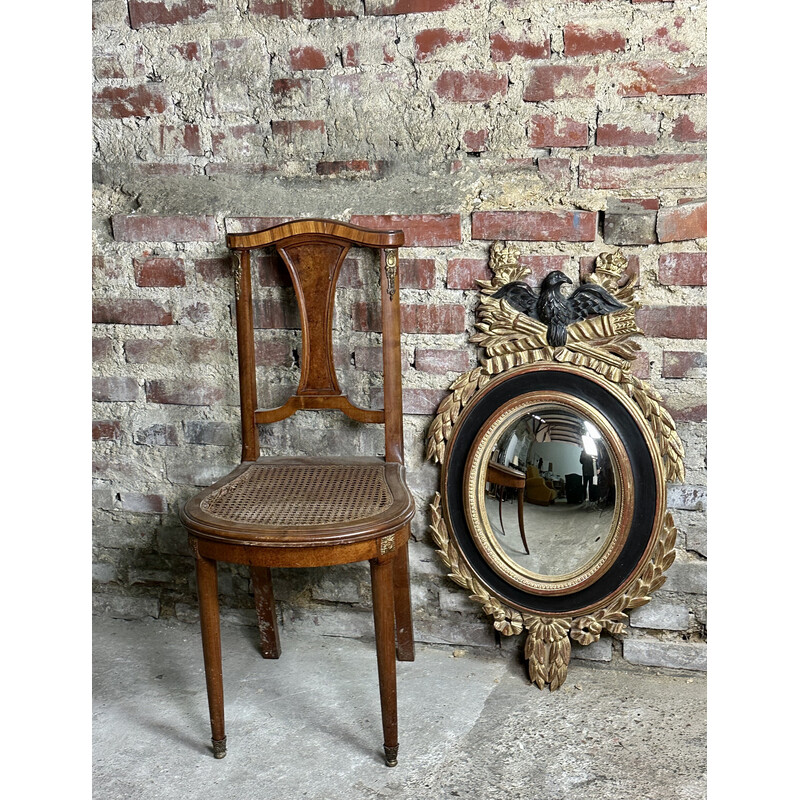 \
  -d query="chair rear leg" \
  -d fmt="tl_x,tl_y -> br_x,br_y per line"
196,553 -> 226,758
251,566 -> 281,659
370,557 -> 399,766
392,534 -> 415,662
